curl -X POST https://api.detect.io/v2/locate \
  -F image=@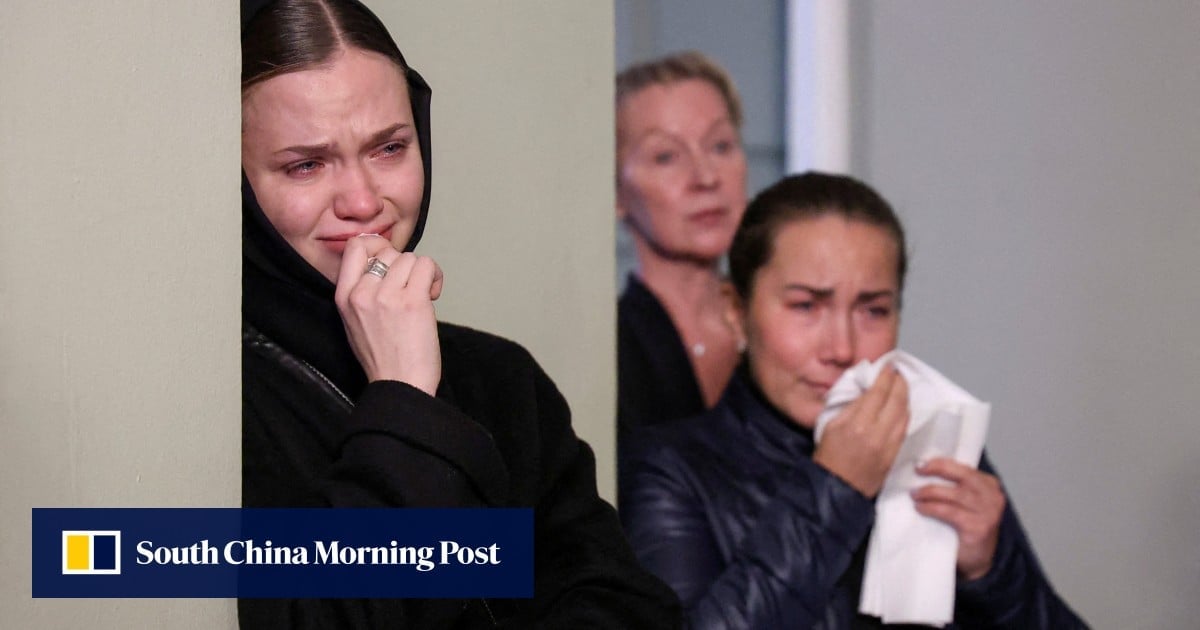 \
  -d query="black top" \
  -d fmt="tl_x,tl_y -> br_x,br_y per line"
617,273 -> 705,436
243,322 -> 681,628
620,371 -> 1089,629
